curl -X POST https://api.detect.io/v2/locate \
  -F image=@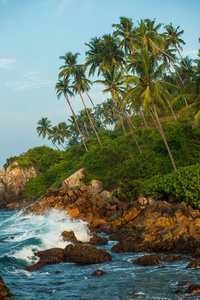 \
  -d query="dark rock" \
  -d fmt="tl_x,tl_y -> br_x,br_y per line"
0,275 -> 13,298
186,258 -> 200,268
64,244 -> 112,265
177,281 -> 191,286
185,284 -> 200,294
88,233 -> 108,245
174,289 -> 183,295
61,231 -> 80,244
163,254 -> 191,262
133,254 -> 161,266
92,269 -> 106,276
